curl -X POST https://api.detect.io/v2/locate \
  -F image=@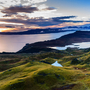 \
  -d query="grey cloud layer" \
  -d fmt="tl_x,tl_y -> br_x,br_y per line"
2,6 -> 38,14
52,16 -> 76,21
0,16 -> 85,27
1,6 -> 55,17
0,0 -> 47,6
